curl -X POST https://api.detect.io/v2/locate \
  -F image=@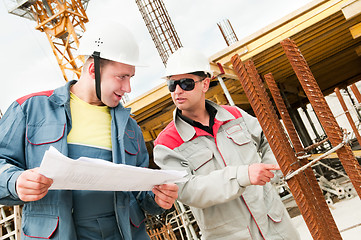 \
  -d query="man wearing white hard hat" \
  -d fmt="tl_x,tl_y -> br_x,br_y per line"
0,22 -> 178,239
154,47 -> 300,240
